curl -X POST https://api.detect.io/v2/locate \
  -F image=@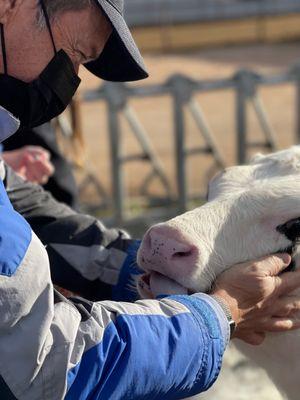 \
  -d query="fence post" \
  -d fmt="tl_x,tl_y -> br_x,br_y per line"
169,75 -> 192,213
105,83 -> 127,224
234,70 -> 258,164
